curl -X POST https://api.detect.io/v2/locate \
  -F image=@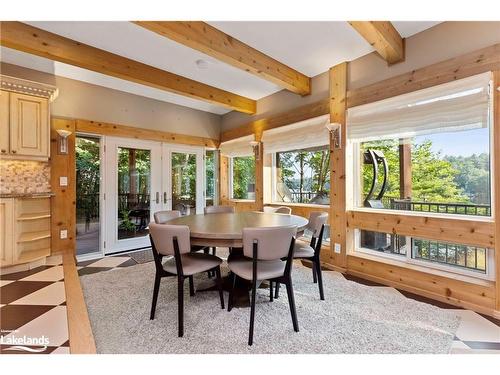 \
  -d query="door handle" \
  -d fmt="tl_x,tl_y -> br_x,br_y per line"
155,192 -> 160,204
163,192 -> 167,204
